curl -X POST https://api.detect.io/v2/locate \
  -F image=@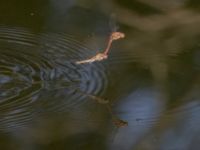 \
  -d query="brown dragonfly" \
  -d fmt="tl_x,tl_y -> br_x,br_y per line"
76,32 -> 125,64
